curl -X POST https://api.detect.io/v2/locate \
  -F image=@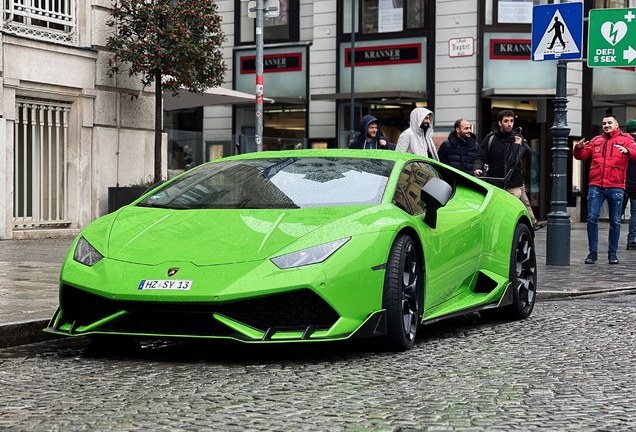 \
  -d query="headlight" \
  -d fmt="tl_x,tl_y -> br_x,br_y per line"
73,237 -> 103,267
270,238 -> 350,269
